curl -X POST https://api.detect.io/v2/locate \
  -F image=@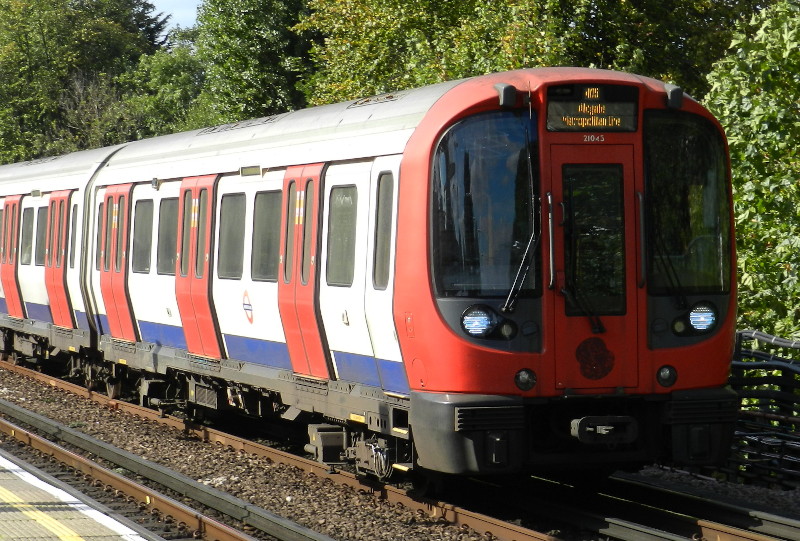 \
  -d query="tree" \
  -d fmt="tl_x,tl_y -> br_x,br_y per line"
705,0 -> 800,337
0,0 -> 170,162
296,0 -> 767,105
117,28 -> 206,136
193,0 -> 309,122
